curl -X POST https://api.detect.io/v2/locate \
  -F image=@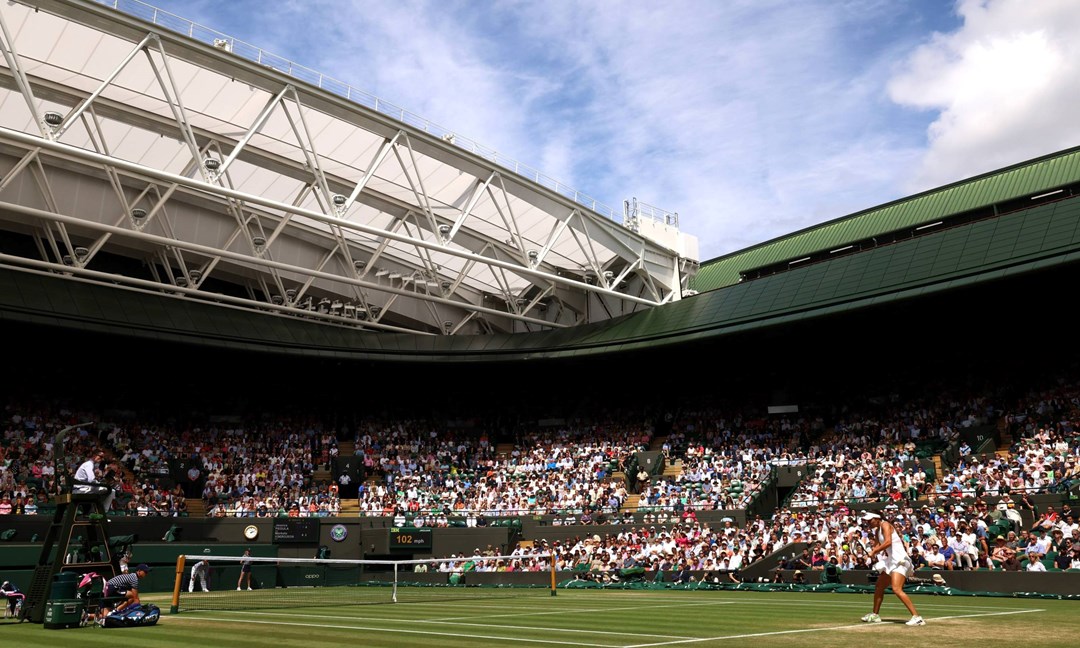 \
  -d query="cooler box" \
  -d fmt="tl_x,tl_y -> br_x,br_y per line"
43,598 -> 85,629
